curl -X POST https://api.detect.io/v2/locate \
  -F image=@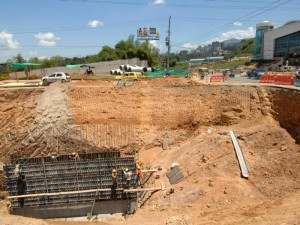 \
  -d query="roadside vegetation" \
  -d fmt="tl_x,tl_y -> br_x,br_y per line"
1,37 -> 255,79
